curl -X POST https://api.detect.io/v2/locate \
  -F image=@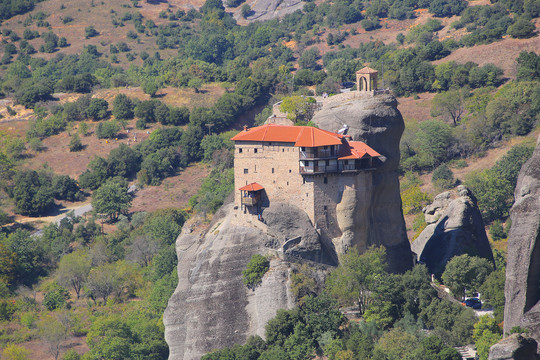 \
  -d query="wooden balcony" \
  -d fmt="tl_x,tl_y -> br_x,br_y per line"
241,194 -> 260,206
